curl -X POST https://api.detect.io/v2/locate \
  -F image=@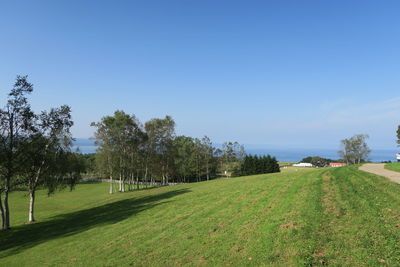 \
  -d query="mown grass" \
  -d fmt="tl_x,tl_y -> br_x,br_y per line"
385,162 -> 400,172
0,166 -> 399,266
